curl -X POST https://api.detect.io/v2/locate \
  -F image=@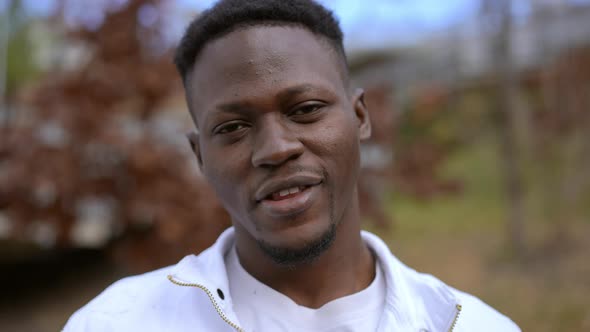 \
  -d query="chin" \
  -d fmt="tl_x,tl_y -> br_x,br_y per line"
256,221 -> 337,267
